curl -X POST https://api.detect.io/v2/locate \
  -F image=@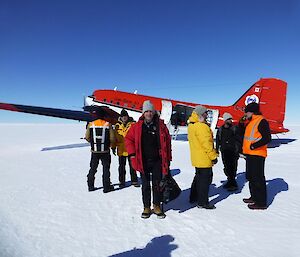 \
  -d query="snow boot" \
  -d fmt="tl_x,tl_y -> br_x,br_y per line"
152,204 -> 166,219
141,207 -> 152,219
119,182 -> 125,188
227,180 -> 238,191
243,197 -> 255,204
131,181 -> 140,187
87,177 -> 96,192
222,181 -> 231,189
197,204 -> 216,209
103,184 -> 114,193
248,203 -> 267,210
